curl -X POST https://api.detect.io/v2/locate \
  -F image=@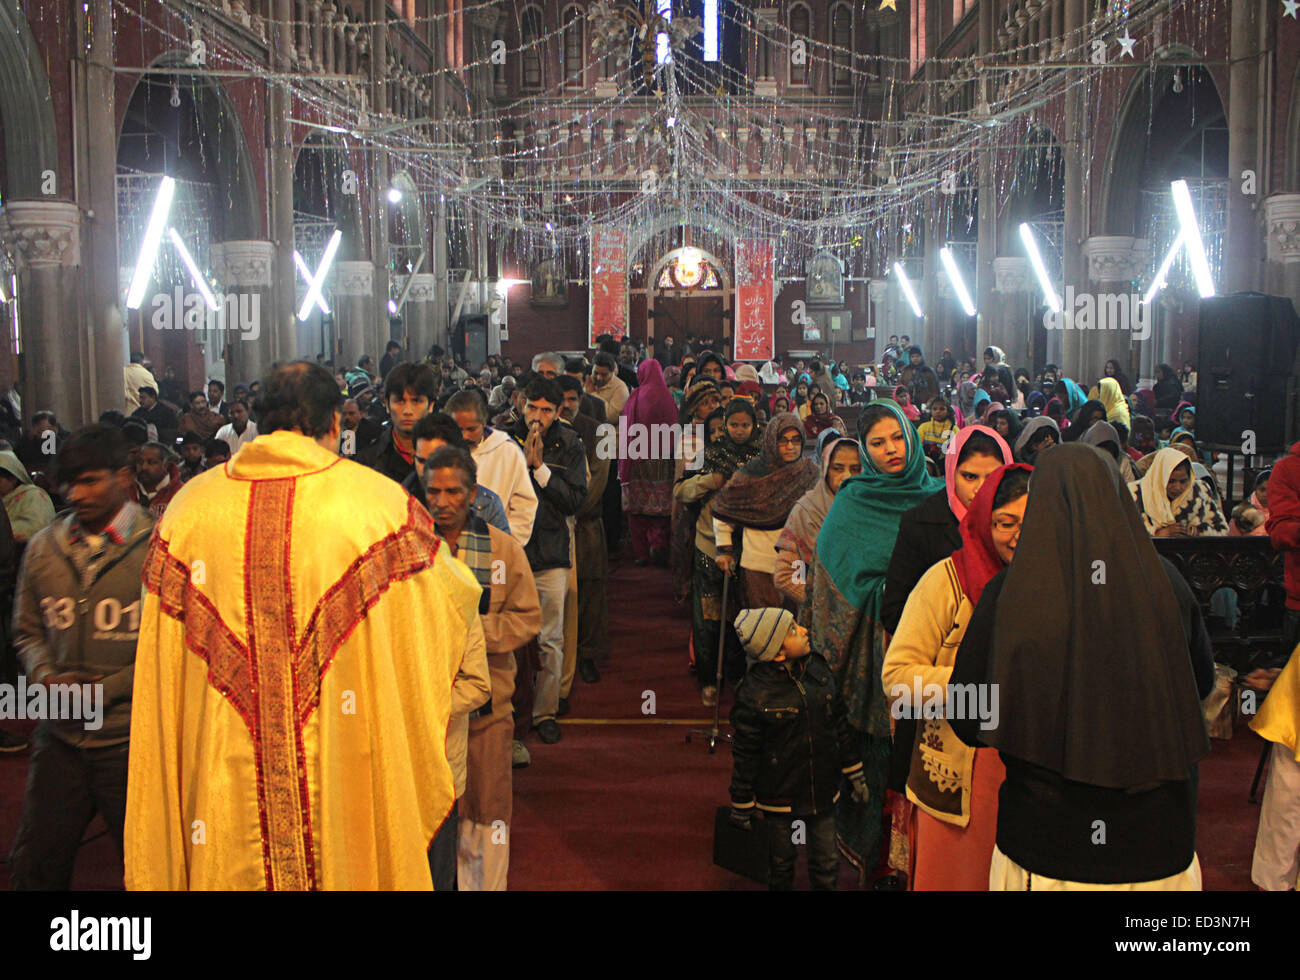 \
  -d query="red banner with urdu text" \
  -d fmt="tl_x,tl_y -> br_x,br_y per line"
589,227 -> 628,344
733,238 -> 774,362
